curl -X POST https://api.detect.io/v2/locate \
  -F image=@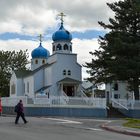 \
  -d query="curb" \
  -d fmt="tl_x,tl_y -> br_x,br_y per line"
0,114 -> 16,117
101,124 -> 140,137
